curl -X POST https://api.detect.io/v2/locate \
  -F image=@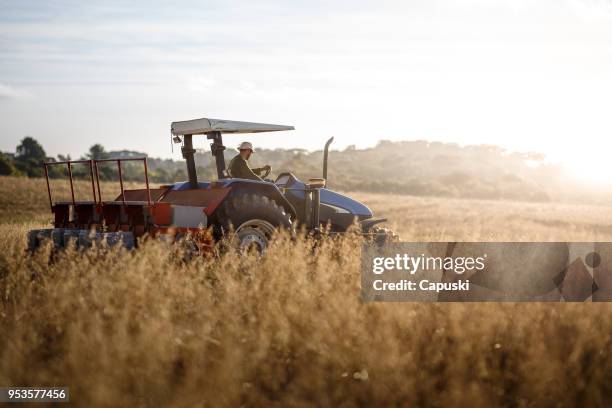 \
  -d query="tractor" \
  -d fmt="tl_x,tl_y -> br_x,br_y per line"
28,117 -> 396,252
